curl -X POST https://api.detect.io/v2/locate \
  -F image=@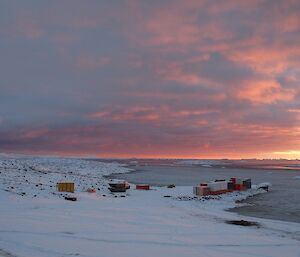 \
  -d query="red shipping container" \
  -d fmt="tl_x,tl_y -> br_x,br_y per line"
87,188 -> 96,193
136,184 -> 150,190
209,189 -> 230,195
231,177 -> 236,184
235,184 -> 245,191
